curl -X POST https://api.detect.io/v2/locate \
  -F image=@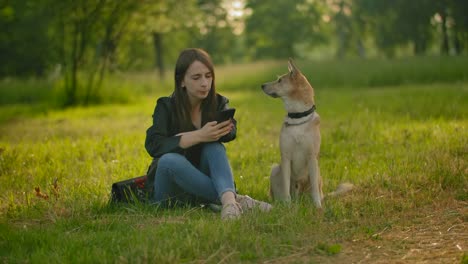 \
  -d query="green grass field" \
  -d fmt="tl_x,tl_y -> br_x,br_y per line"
0,57 -> 467,263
